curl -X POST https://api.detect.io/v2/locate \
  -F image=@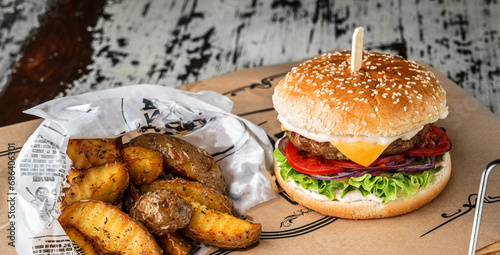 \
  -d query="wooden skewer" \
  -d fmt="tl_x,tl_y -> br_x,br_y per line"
351,27 -> 364,72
